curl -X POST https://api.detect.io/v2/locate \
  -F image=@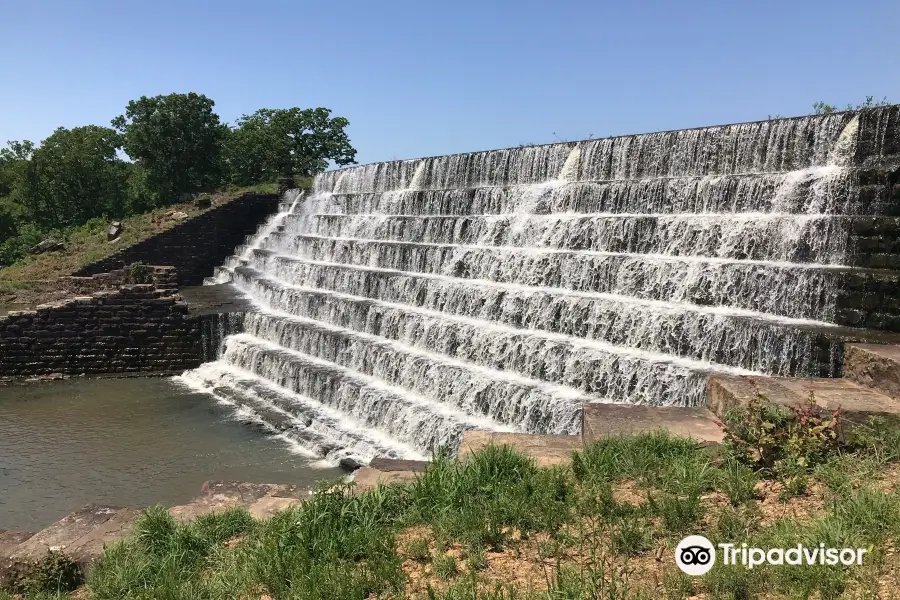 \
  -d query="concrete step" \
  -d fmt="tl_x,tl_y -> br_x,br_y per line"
351,457 -> 431,491
707,374 -> 900,425
168,481 -> 309,522
582,403 -> 724,445
0,505 -> 136,590
459,431 -> 583,467
844,344 -> 900,399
